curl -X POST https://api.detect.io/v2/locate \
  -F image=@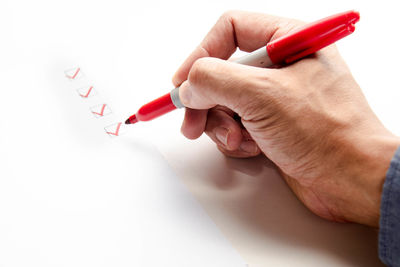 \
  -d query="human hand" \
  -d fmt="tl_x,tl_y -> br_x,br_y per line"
172,11 -> 400,227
